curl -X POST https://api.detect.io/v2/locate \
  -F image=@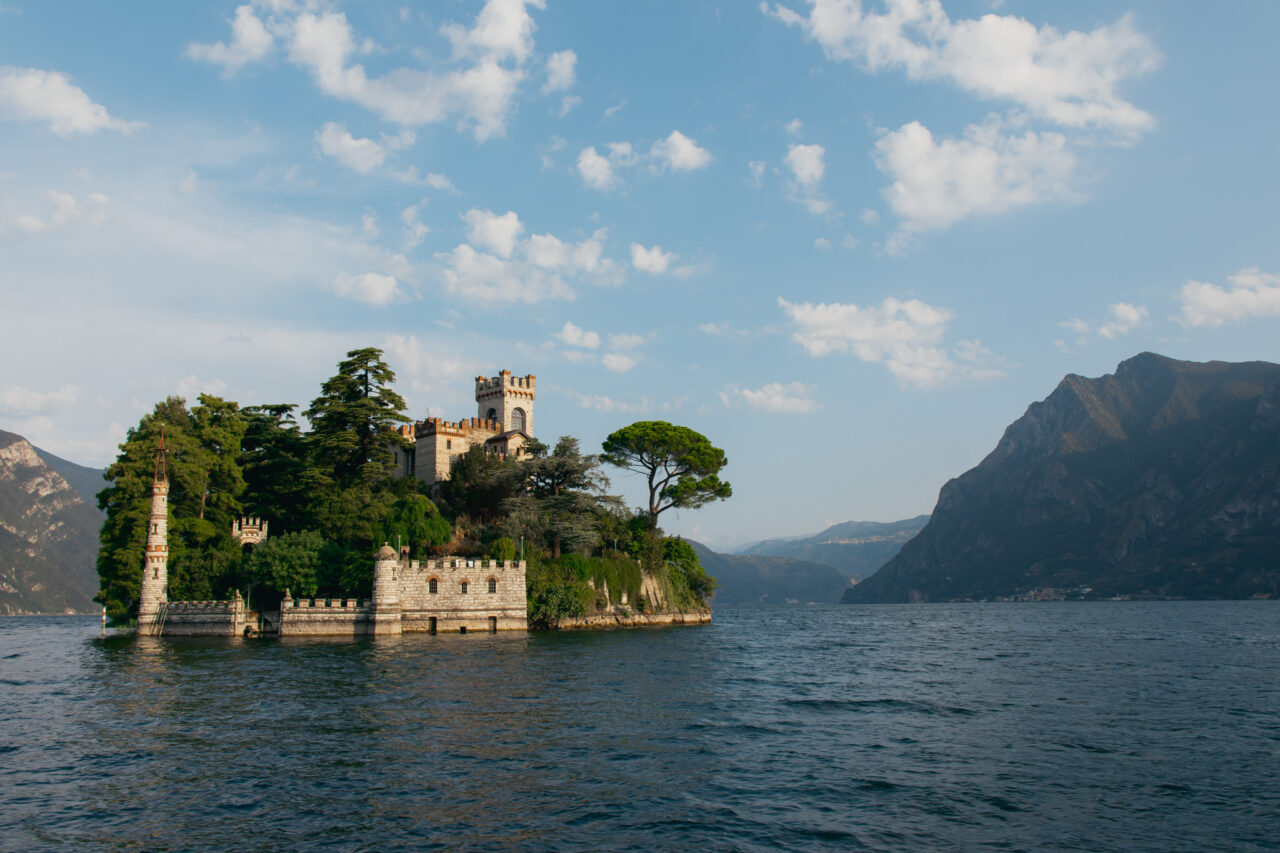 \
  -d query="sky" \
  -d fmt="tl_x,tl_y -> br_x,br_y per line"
1,1 -> 1278,550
